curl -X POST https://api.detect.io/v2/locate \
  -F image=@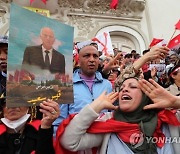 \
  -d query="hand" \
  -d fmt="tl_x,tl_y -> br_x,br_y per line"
133,46 -> 169,73
102,53 -> 123,74
151,67 -> 157,79
90,91 -> 119,113
138,79 -> 178,109
145,46 -> 169,61
39,99 -> 60,129
115,52 -> 123,61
